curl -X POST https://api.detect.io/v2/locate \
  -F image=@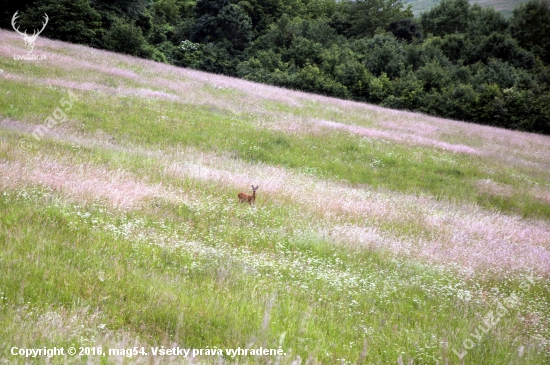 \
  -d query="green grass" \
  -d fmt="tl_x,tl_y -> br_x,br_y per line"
2,78 -> 549,220
1,32 -> 549,364
1,185 -> 548,364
